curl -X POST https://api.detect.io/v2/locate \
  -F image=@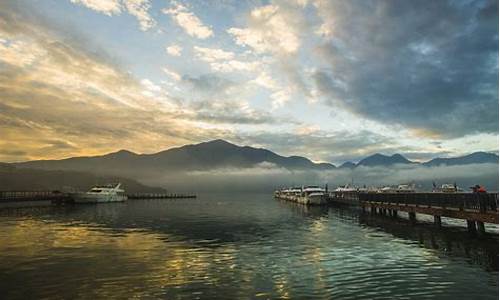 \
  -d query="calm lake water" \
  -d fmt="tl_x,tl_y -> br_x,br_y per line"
0,194 -> 497,299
